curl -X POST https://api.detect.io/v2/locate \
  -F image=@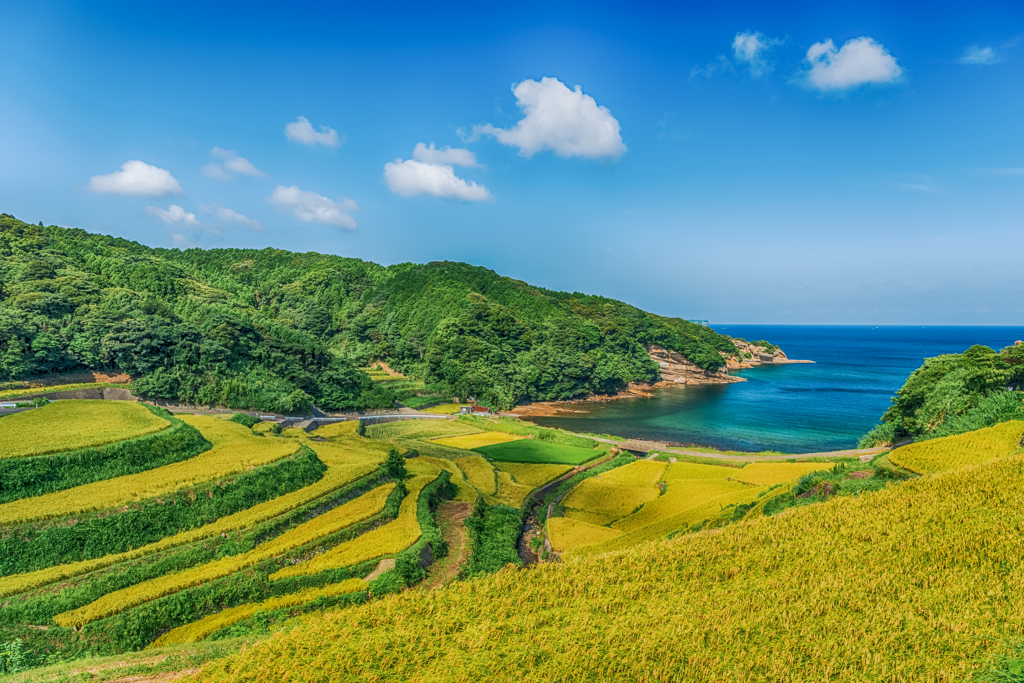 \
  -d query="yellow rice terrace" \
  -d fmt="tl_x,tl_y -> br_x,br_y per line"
4,390 -> 1024,682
